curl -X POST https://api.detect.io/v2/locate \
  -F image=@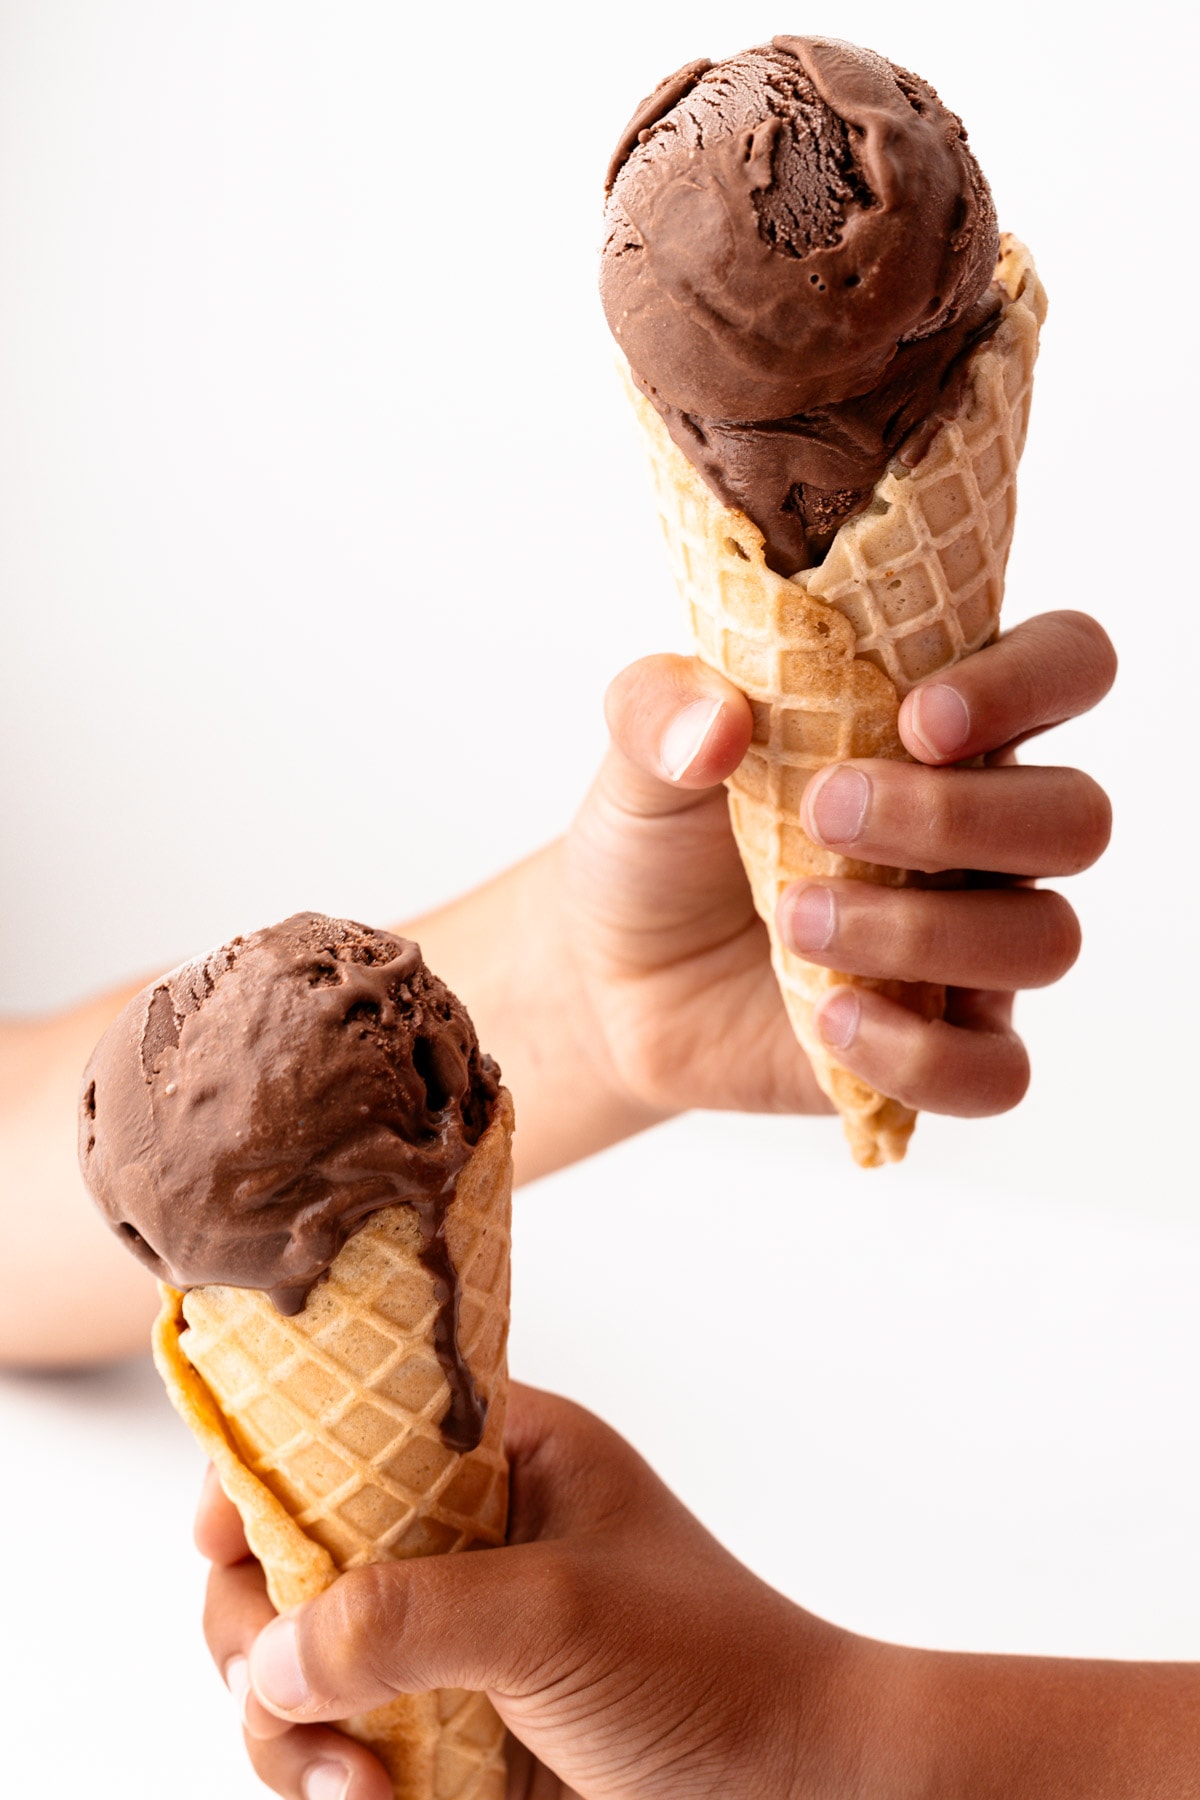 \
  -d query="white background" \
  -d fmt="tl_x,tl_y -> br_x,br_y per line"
1,0 -> 1197,1794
